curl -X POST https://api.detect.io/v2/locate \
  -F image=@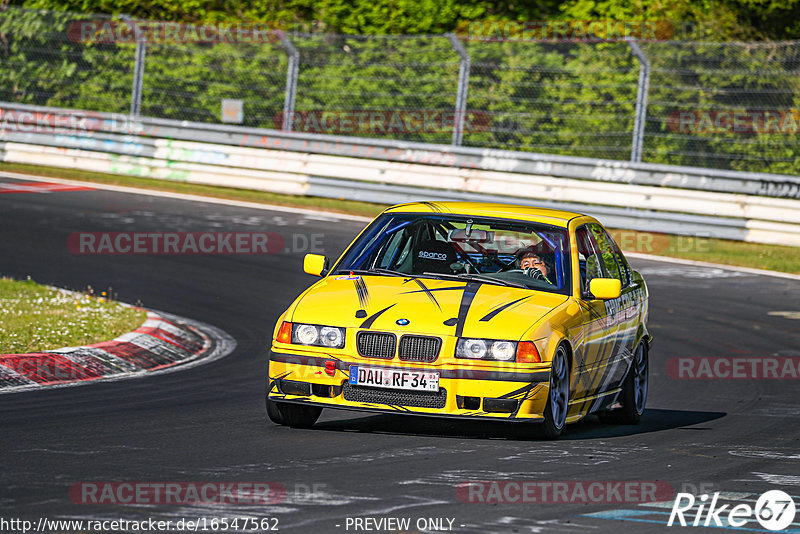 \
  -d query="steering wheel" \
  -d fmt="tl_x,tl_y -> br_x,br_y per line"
500,258 -> 520,272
